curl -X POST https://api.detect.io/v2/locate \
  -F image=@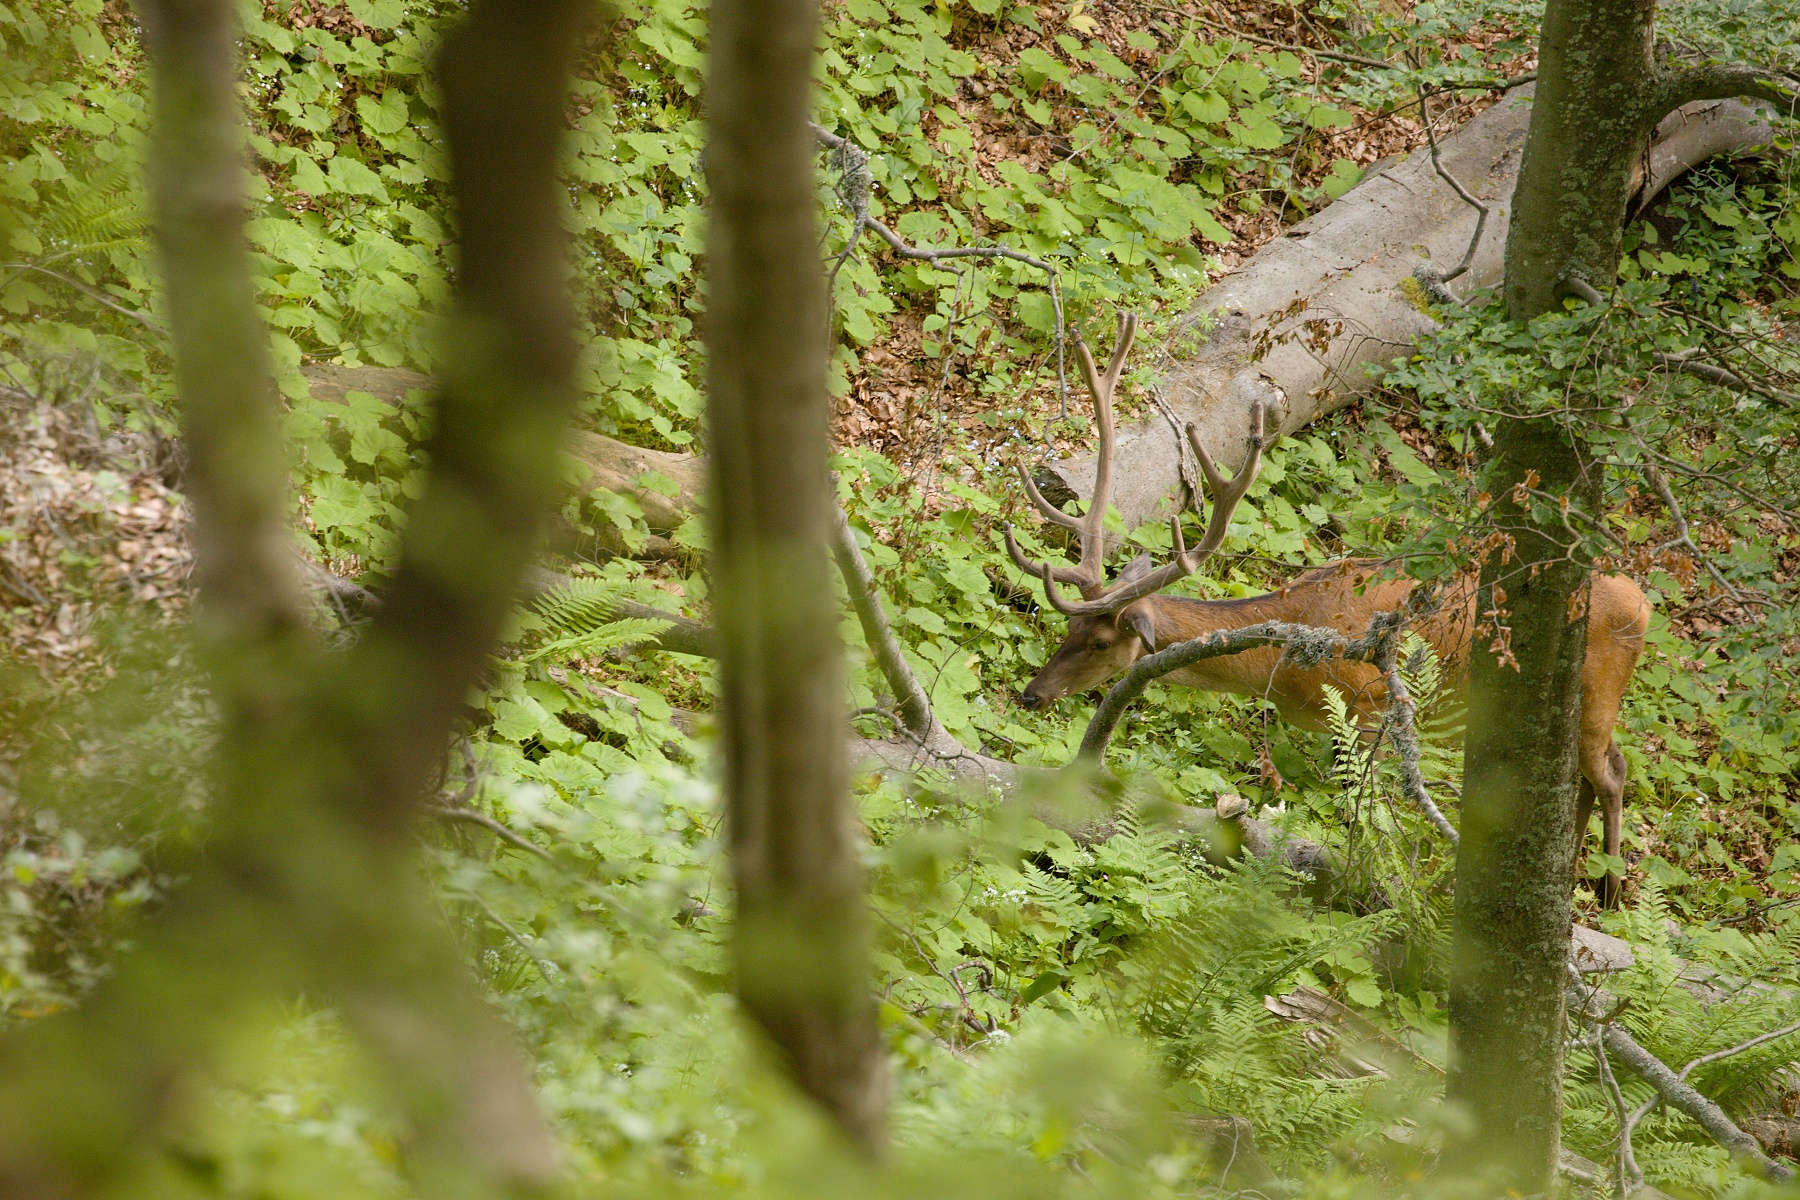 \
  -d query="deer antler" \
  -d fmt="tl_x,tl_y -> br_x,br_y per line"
1016,383 -> 1267,618
1005,313 -> 1136,596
